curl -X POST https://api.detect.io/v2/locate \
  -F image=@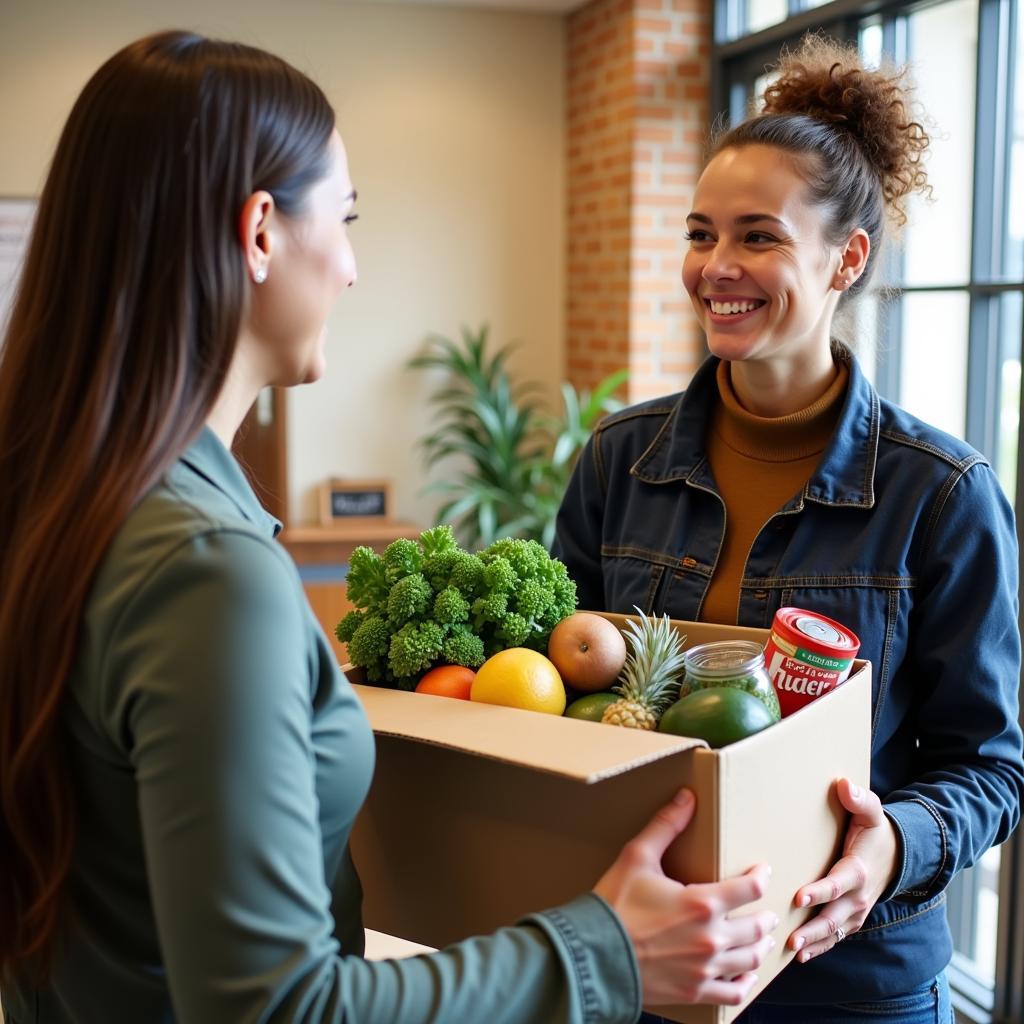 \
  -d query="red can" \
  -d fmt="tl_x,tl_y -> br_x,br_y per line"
764,608 -> 861,718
